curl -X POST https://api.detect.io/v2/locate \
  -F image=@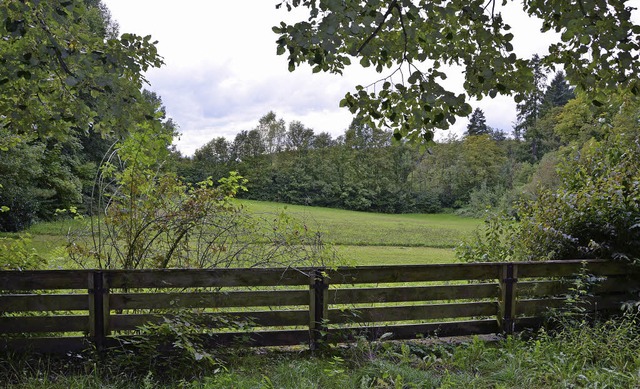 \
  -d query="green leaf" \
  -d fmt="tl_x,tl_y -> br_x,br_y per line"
65,76 -> 79,87
16,70 -> 31,79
